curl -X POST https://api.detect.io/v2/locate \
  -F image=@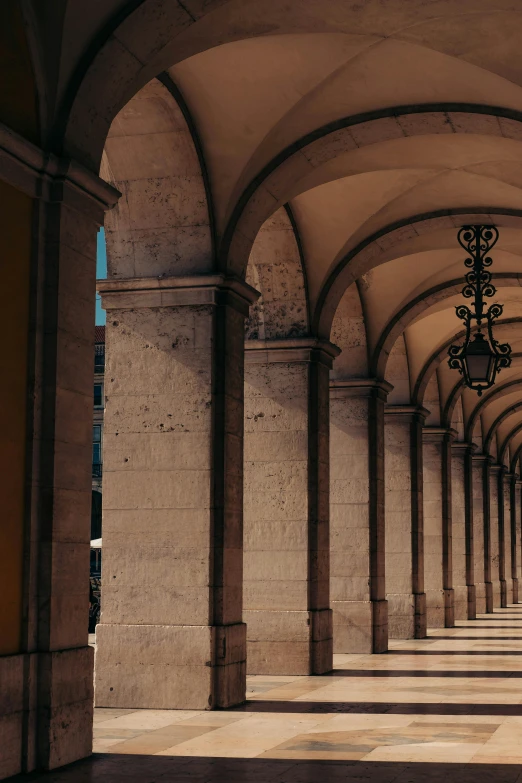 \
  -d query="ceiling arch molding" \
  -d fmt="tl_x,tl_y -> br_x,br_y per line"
442,379 -> 465,430
315,209 -> 522,340
510,442 -> 522,474
222,106 -> 522,283
498,420 -> 522,466
412,318 -> 522,407
64,0 -> 522,176
465,378 -> 522,444
483,399 -> 522,455
371,273 -> 522,380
